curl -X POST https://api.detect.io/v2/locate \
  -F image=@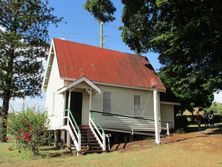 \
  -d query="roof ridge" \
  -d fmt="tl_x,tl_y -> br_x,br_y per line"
53,38 -> 146,59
